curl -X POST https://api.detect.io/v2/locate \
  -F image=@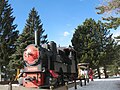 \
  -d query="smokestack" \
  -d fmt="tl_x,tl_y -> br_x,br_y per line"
35,29 -> 38,46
